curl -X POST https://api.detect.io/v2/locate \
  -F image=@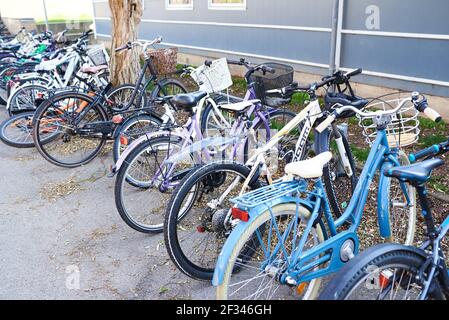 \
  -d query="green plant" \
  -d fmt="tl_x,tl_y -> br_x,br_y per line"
291,92 -> 310,106
351,145 -> 369,163
419,117 -> 446,131
231,76 -> 247,92
429,176 -> 449,193
419,134 -> 447,148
